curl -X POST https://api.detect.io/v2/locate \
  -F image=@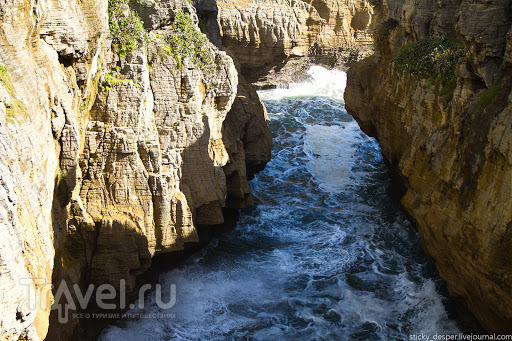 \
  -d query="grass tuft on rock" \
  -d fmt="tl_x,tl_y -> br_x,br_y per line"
102,66 -> 140,92
393,37 -> 463,84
